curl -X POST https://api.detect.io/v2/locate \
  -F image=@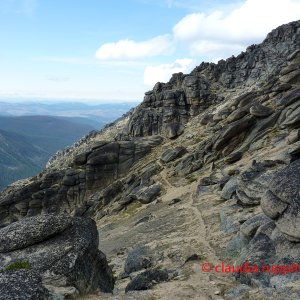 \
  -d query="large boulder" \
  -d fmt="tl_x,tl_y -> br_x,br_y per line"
213,116 -> 254,151
0,214 -> 114,299
125,268 -> 170,293
0,214 -> 72,253
221,177 -> 238,200
134,184 -> 162,204
160,146 -> 187,163
124,246 -> 153,274
232,160 -> 285,207
249,103 -> 274,117
0,270 -> 50,300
